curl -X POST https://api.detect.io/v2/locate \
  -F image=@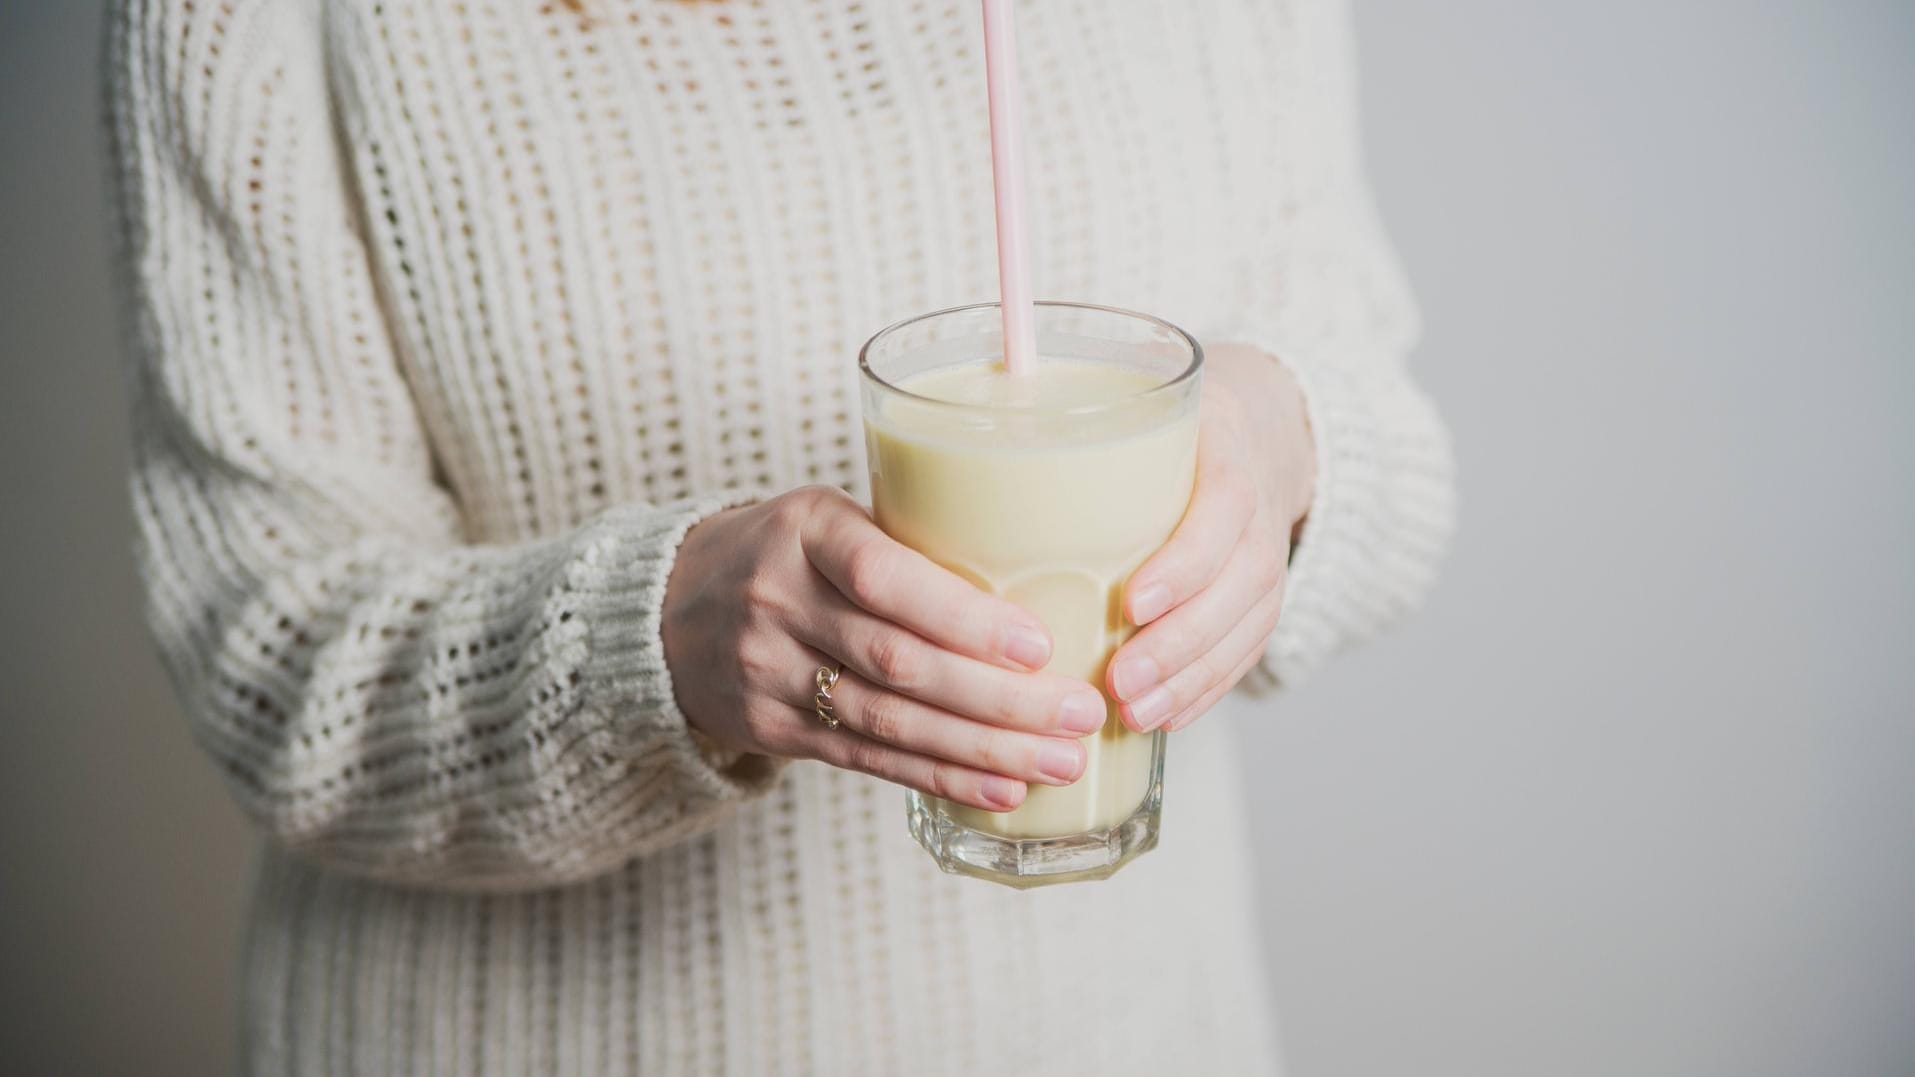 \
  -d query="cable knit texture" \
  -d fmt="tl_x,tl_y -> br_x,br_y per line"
107,0 -> 1453,1073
